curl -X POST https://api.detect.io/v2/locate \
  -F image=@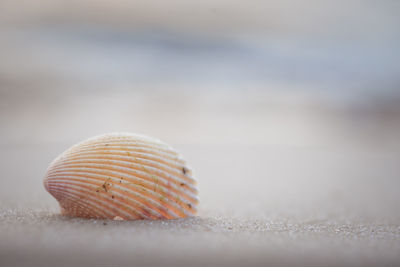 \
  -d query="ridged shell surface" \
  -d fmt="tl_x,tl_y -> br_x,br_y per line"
44,133 -> 198,220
